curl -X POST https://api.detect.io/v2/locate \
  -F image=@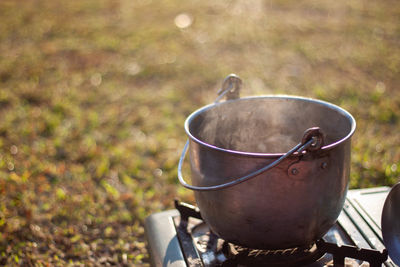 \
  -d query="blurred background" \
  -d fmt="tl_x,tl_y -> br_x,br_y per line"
0,0 -> 399,265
